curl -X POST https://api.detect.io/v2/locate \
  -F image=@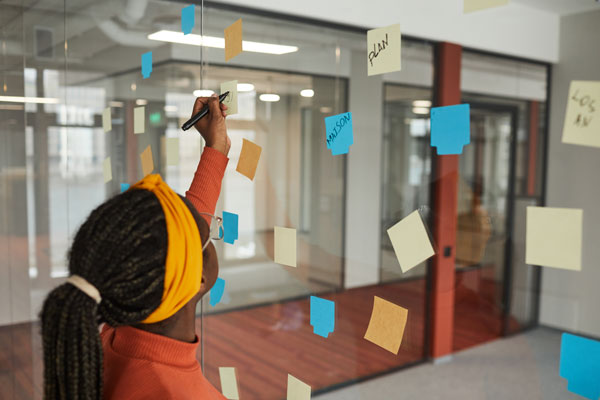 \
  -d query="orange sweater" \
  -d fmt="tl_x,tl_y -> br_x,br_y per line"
101,147 -> 228,400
